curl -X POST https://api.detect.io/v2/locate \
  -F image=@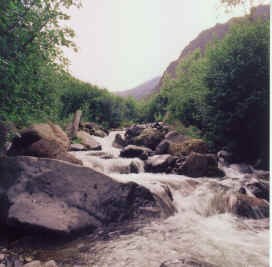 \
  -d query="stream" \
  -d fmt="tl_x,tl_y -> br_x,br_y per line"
30,131 -> 269,267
